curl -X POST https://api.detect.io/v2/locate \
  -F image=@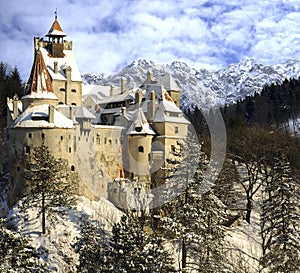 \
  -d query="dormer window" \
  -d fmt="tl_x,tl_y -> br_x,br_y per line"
135,126 -> 142,132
